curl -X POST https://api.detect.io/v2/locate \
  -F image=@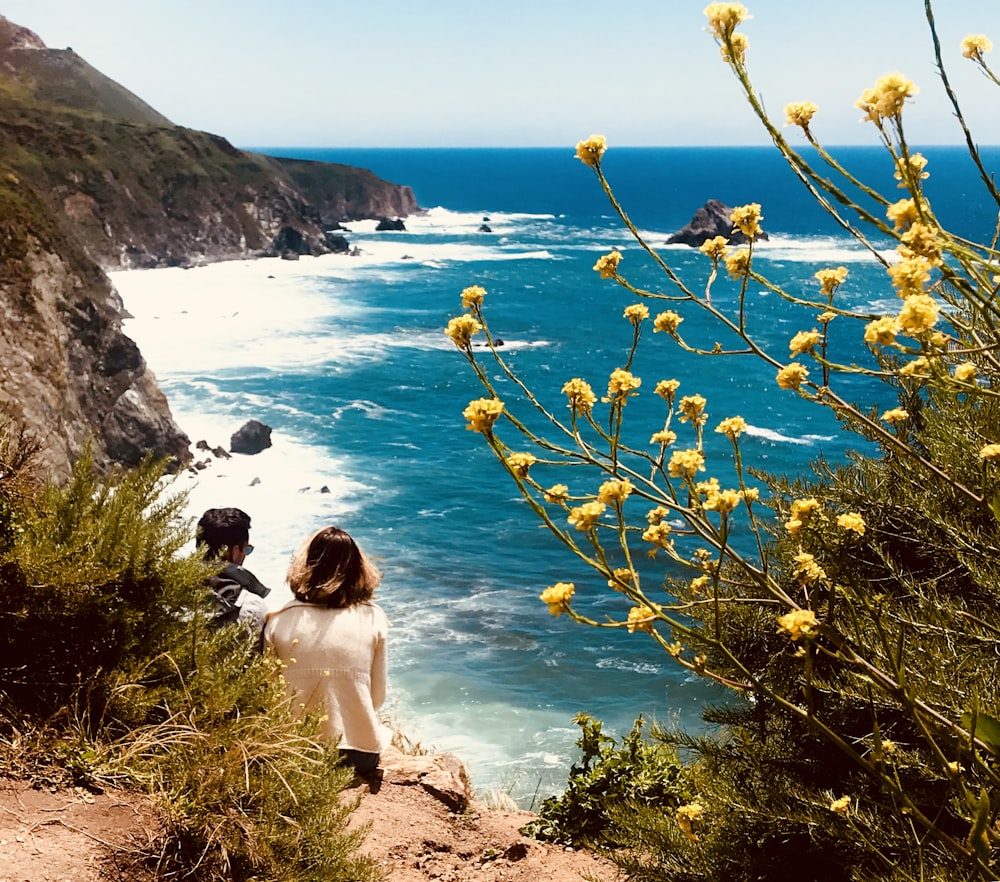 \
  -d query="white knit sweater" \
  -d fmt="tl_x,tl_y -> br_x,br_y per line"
263,599 -> 389,753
